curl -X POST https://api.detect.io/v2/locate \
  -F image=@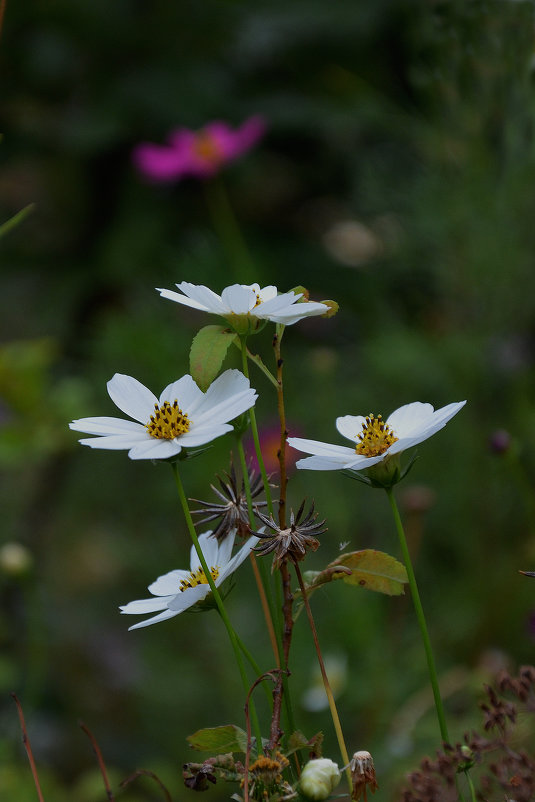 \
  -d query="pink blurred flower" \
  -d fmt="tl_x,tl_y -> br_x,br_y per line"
132,117 -> 265,183
245,421 -> 301,477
